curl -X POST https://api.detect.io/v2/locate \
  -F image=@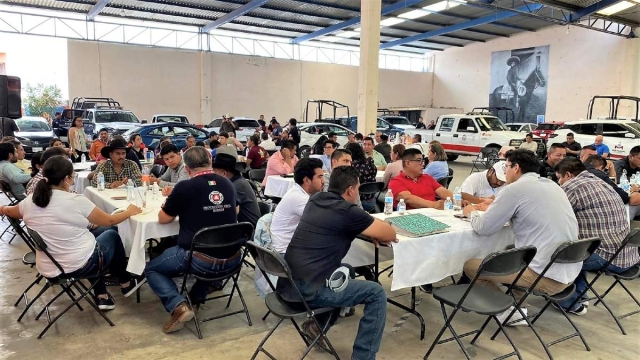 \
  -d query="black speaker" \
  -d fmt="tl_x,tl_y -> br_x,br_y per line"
0,75 -> 21,119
